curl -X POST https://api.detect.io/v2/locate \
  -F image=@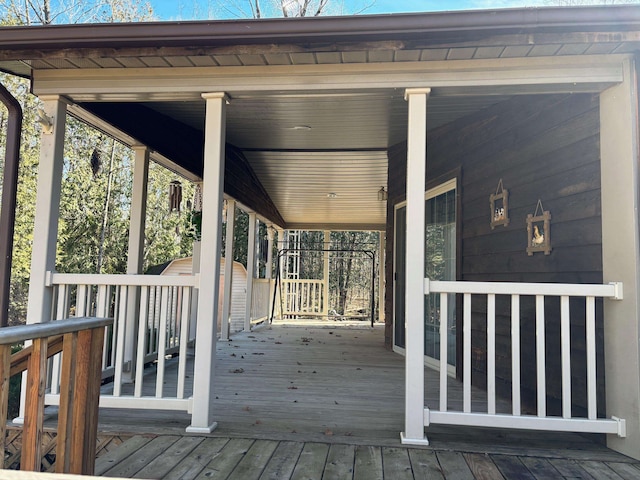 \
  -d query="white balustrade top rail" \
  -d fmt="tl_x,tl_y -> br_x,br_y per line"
46,272 -> 199,288
425,279 -> 623,299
